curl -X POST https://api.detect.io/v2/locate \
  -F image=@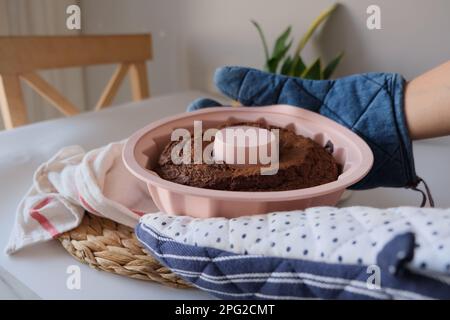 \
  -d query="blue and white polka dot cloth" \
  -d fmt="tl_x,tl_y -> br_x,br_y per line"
135,206 -> 450,300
